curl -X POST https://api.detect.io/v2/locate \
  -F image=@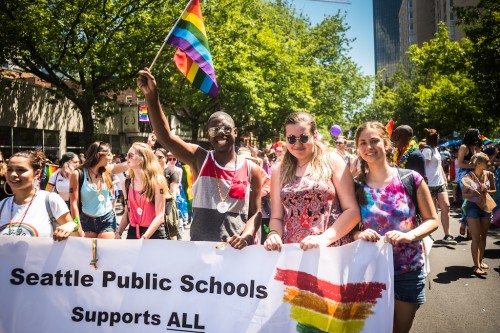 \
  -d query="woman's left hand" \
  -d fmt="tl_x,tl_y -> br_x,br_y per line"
53,222 -> 76,241
384,230 -> 417,245
299,235 -> 330,250
227,235 -> 251,250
